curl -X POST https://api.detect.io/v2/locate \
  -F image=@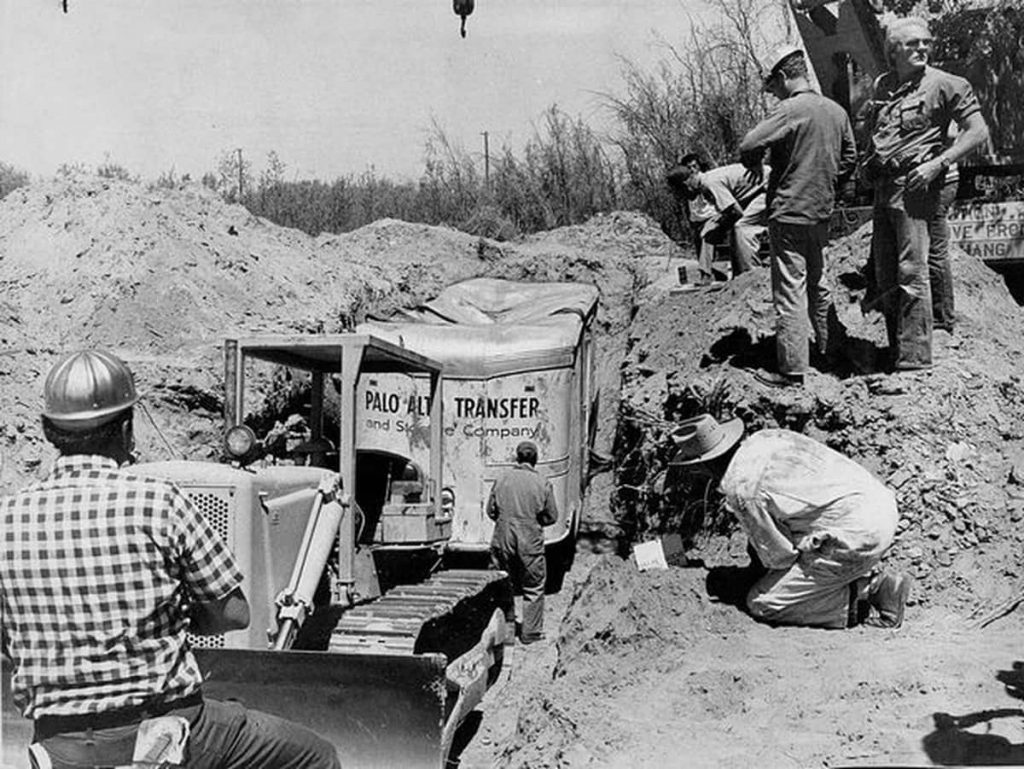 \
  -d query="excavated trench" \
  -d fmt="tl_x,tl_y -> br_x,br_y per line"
606,226 -> 1024,618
